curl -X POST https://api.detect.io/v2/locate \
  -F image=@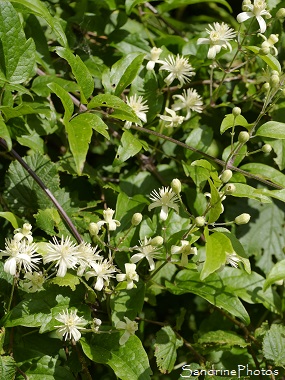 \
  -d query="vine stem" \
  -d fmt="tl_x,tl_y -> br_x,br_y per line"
130,125 -> 284,190
0,138 -> 83,243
